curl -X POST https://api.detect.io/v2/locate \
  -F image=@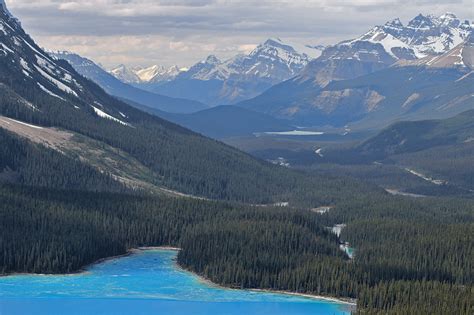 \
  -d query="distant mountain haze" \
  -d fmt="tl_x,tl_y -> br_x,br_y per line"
110,38 -> 325,106
50,51 -> 208,114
